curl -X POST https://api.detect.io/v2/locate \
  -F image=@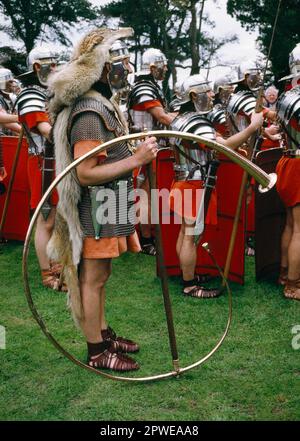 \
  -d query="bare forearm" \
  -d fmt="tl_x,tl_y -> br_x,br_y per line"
0,113 -> 18,124
148,107 -> 176,127
3,122 -> 21,134
219,125 -> 257,150
77,155 -> 140,187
